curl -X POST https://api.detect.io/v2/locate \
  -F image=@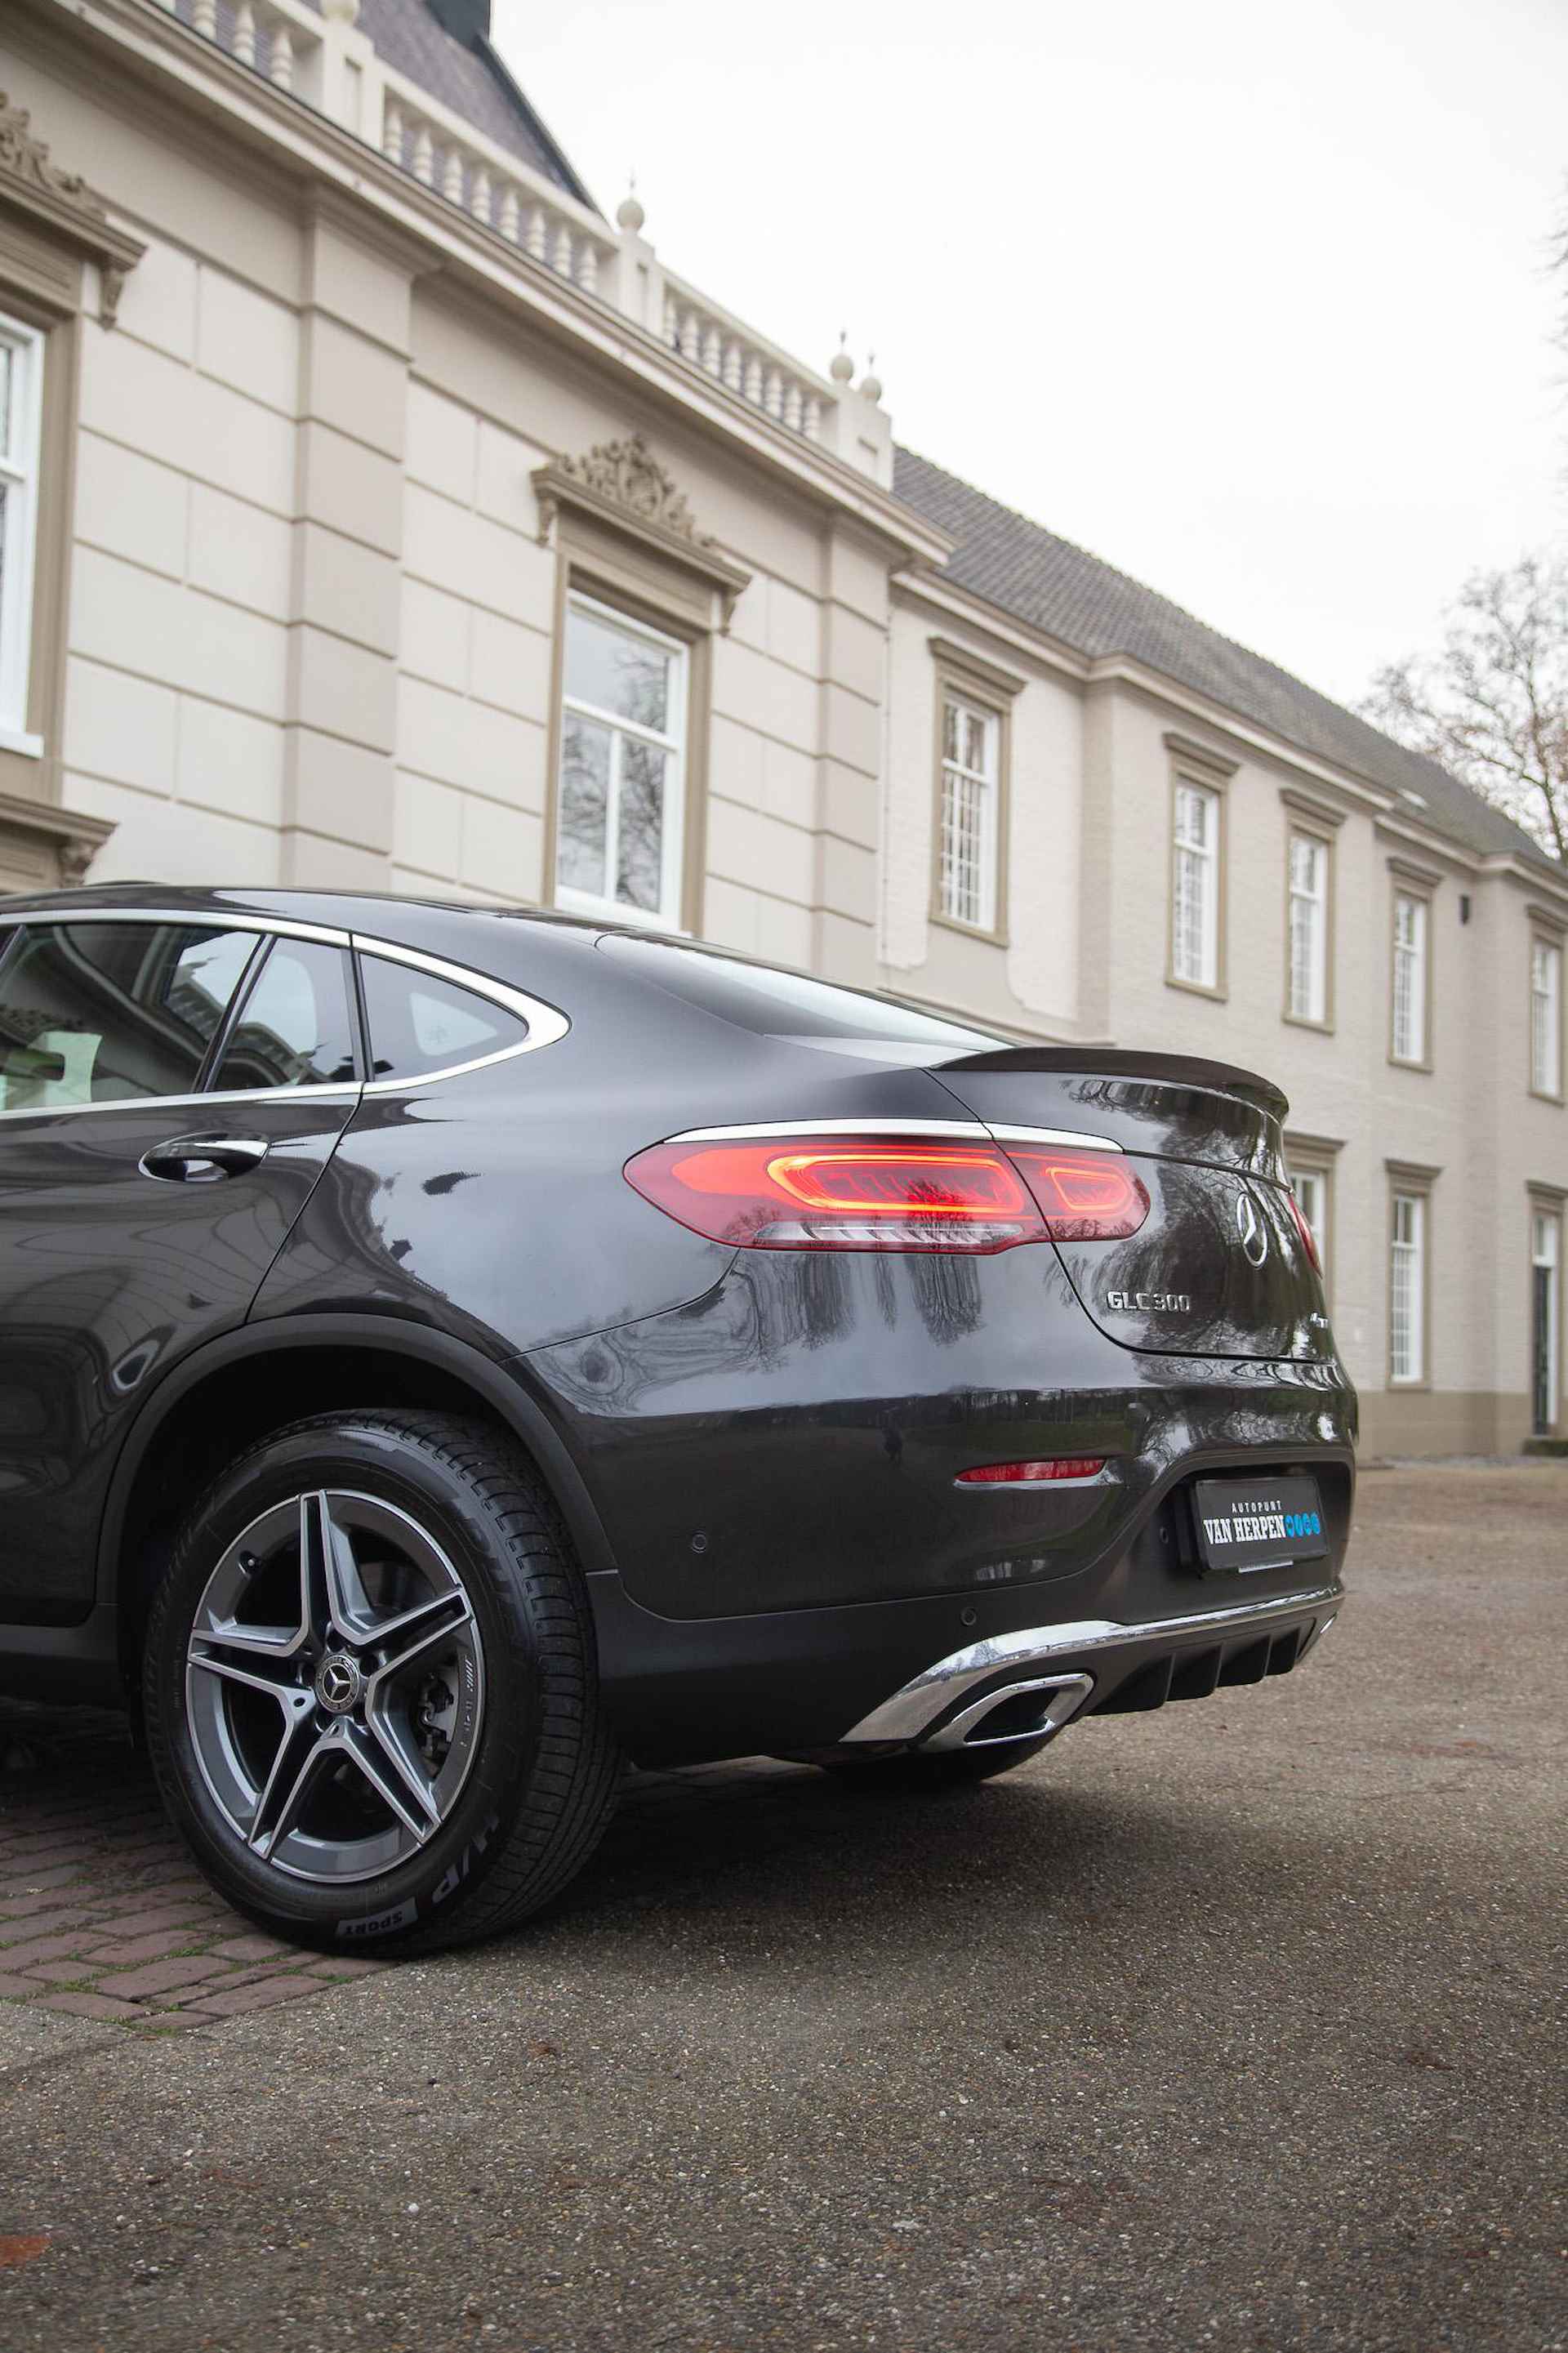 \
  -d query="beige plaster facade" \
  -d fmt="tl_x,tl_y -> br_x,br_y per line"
1,0 -> 1565,1455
